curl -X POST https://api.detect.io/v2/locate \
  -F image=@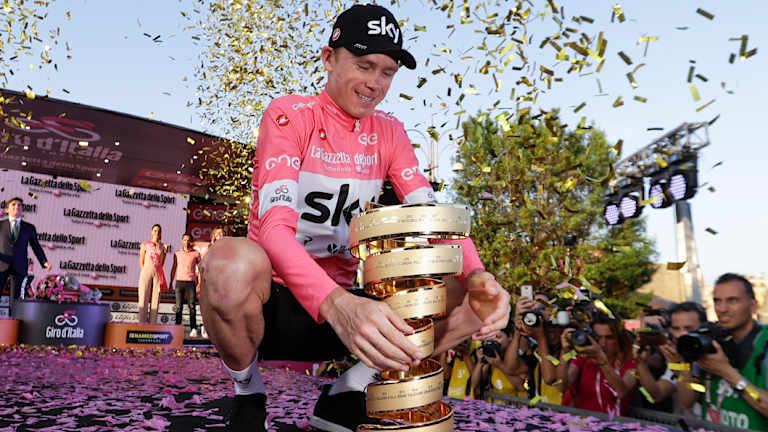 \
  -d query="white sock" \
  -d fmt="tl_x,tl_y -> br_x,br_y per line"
328,361 -> 377,395
222,356 -> 266,396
